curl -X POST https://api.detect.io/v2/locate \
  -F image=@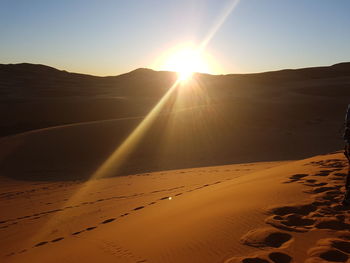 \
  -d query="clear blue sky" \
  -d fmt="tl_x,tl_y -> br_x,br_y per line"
1,0 -> 349,76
